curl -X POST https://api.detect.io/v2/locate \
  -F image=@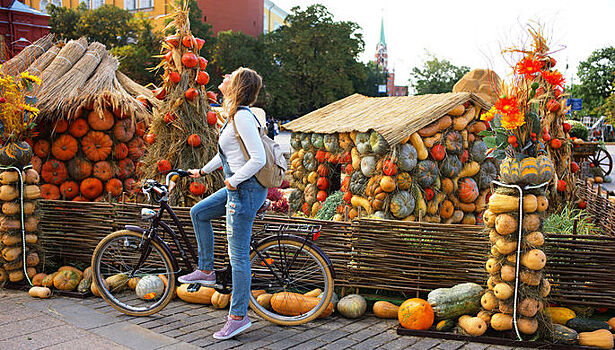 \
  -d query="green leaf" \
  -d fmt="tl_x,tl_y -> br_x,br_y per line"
478,130 -> 494,137
483,136 -> 497,149
495,133 -> 508,146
